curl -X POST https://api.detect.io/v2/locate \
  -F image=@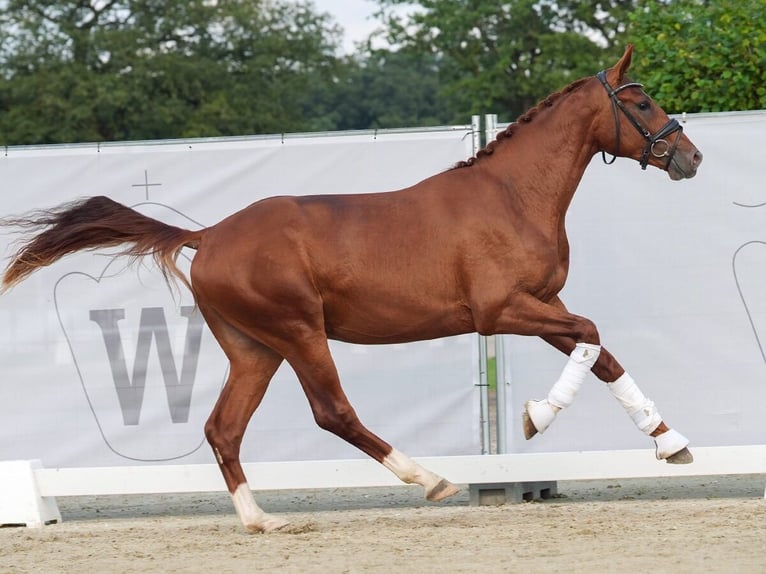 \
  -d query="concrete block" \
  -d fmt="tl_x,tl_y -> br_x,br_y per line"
469,481 -> 558,506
